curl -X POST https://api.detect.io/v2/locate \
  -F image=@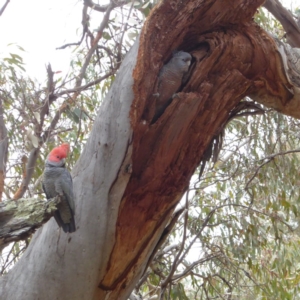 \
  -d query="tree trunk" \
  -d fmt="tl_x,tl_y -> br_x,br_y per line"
1,0 -> 299,299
